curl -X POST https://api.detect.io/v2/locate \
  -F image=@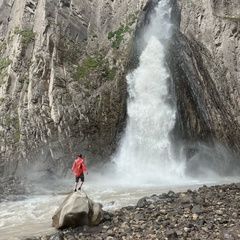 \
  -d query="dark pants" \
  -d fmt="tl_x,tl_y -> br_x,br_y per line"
75,173 -> 84,183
